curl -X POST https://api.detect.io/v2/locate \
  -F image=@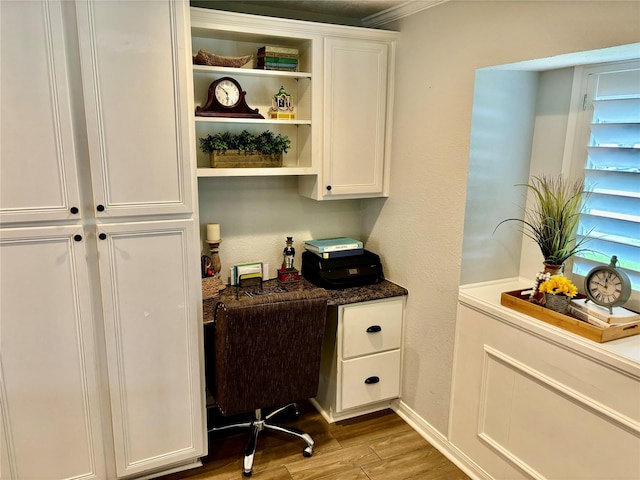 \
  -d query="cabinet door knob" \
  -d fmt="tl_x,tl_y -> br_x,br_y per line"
99,233 -> 107,240
96,204 -> 105,212
70,207 -> 79,214
326,185 -> 332,191
73,234 -> 83,242
366,325 -> 382,333
364,376 -> 380,385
